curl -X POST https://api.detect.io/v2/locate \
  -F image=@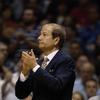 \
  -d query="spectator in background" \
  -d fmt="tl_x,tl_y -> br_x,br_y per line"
75,54 -> 90,78
72,91 -> 84,100
1,68 -> 18,100
0,26 -> 17,71
73,62 -> 97,96
0,27 -> 15,45
0,42 -> 8,77
0,41 -> 19,100
1,6 -> 18,28
84,79 -> 98,99
89,95 -> 100,100
68,40 -> 83,61
0,41 -> 8,100
62,15 -> 75,28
